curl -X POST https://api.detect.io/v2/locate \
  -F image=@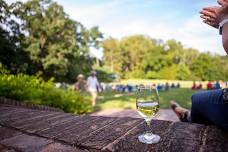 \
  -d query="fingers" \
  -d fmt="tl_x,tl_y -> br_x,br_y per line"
200,8 -> 221,29
204,20 -> 217,28
203,20 -> 219,28
200,15 -> 216,22
200,9 -> 217,18
218,0 -> 228,7
218,0 -> 224,6
200,6 -> 219,25
200,5 -> 222,29
202,6 -> 219,12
